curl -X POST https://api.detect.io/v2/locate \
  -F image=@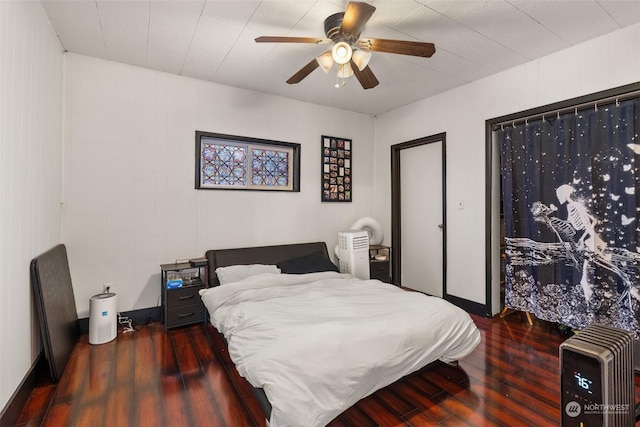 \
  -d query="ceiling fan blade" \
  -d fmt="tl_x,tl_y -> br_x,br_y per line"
358,38 -> 436,58
255,36 -> 330,44
286,59 -> 320,84
340,2 -> 376,37
350,59 -> 379,89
